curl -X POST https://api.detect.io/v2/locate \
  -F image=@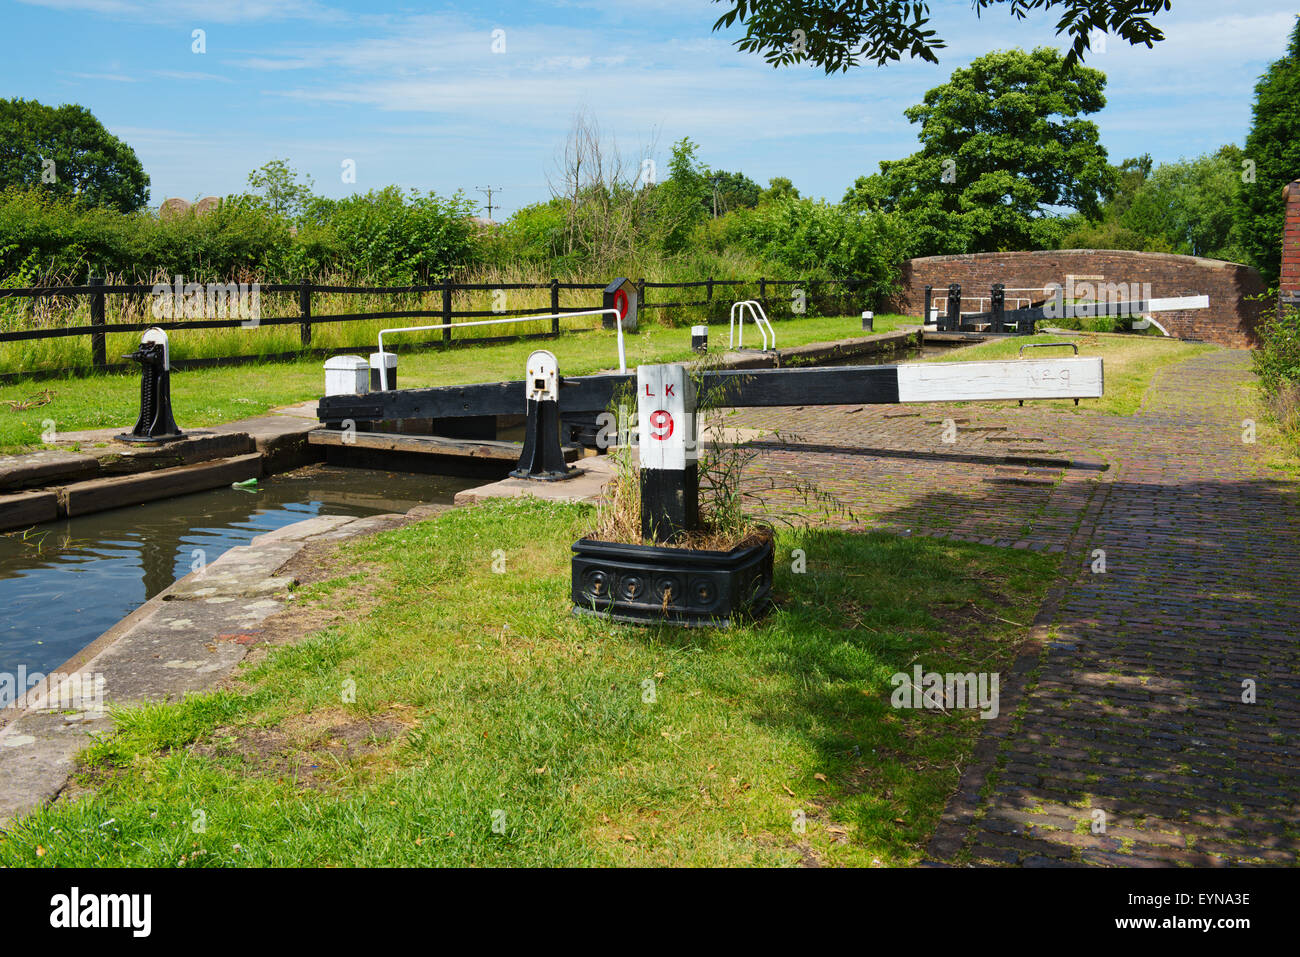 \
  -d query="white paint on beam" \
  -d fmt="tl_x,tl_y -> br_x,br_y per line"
1067,295 -> 1208,318
896,357 -> 1104,403
1147,295 -> 1209,312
